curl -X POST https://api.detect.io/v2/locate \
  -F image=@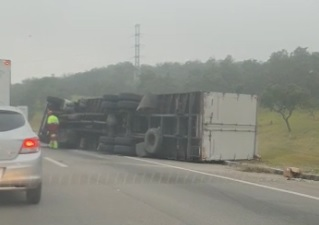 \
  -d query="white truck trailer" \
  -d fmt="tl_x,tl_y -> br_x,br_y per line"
39,92 -> 258,161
